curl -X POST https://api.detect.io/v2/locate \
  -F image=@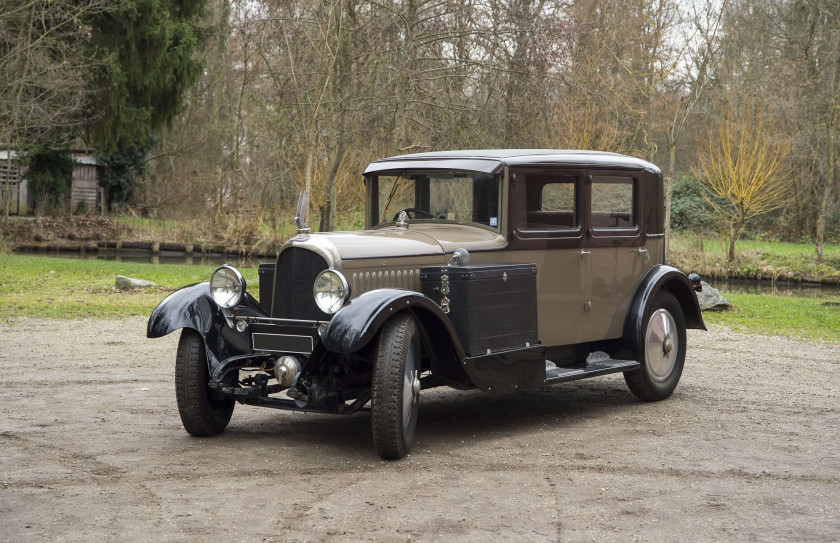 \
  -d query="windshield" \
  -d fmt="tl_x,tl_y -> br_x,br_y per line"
371,171 -> 501,230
